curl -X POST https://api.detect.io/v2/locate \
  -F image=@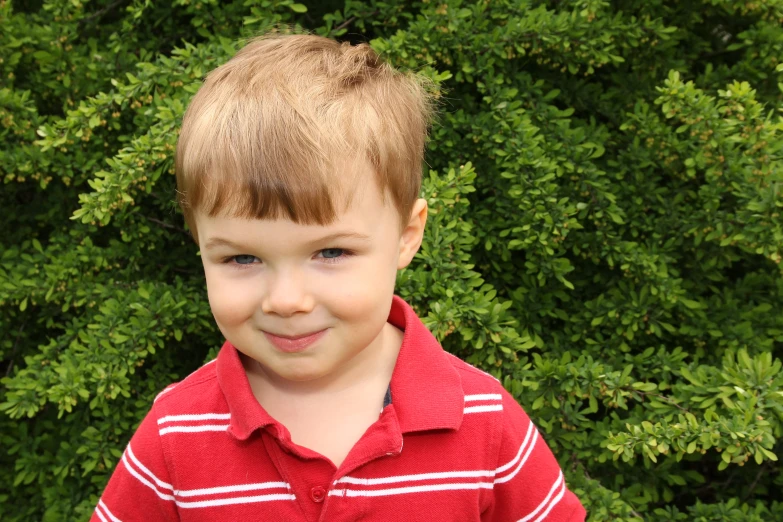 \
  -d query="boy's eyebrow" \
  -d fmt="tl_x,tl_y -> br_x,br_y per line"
203,232 -> 372,250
